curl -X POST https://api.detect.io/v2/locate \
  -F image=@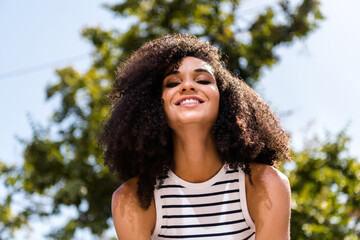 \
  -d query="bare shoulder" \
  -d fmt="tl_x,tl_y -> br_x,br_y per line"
248,162 -> 290,190
112,177 -> 155,240
112,177 -> 139,207
246,163 -> 291,240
